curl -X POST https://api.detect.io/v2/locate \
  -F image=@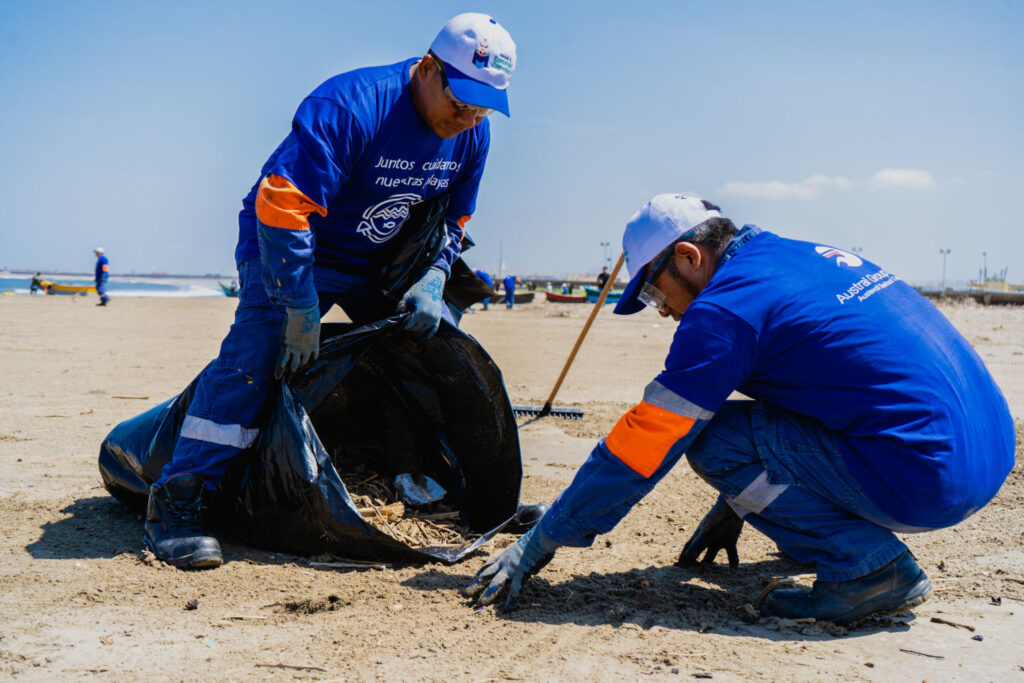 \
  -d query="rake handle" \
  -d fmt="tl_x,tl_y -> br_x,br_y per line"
542,251 -> 627,412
